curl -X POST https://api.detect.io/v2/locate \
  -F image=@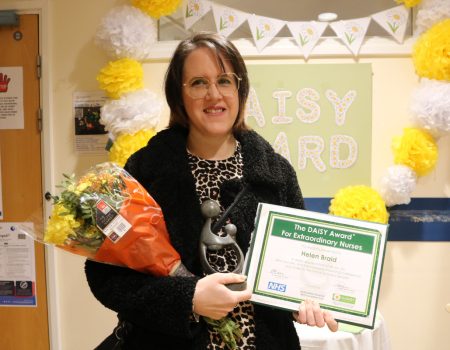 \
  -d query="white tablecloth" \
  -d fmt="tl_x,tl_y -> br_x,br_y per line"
295,314 -> 391,350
